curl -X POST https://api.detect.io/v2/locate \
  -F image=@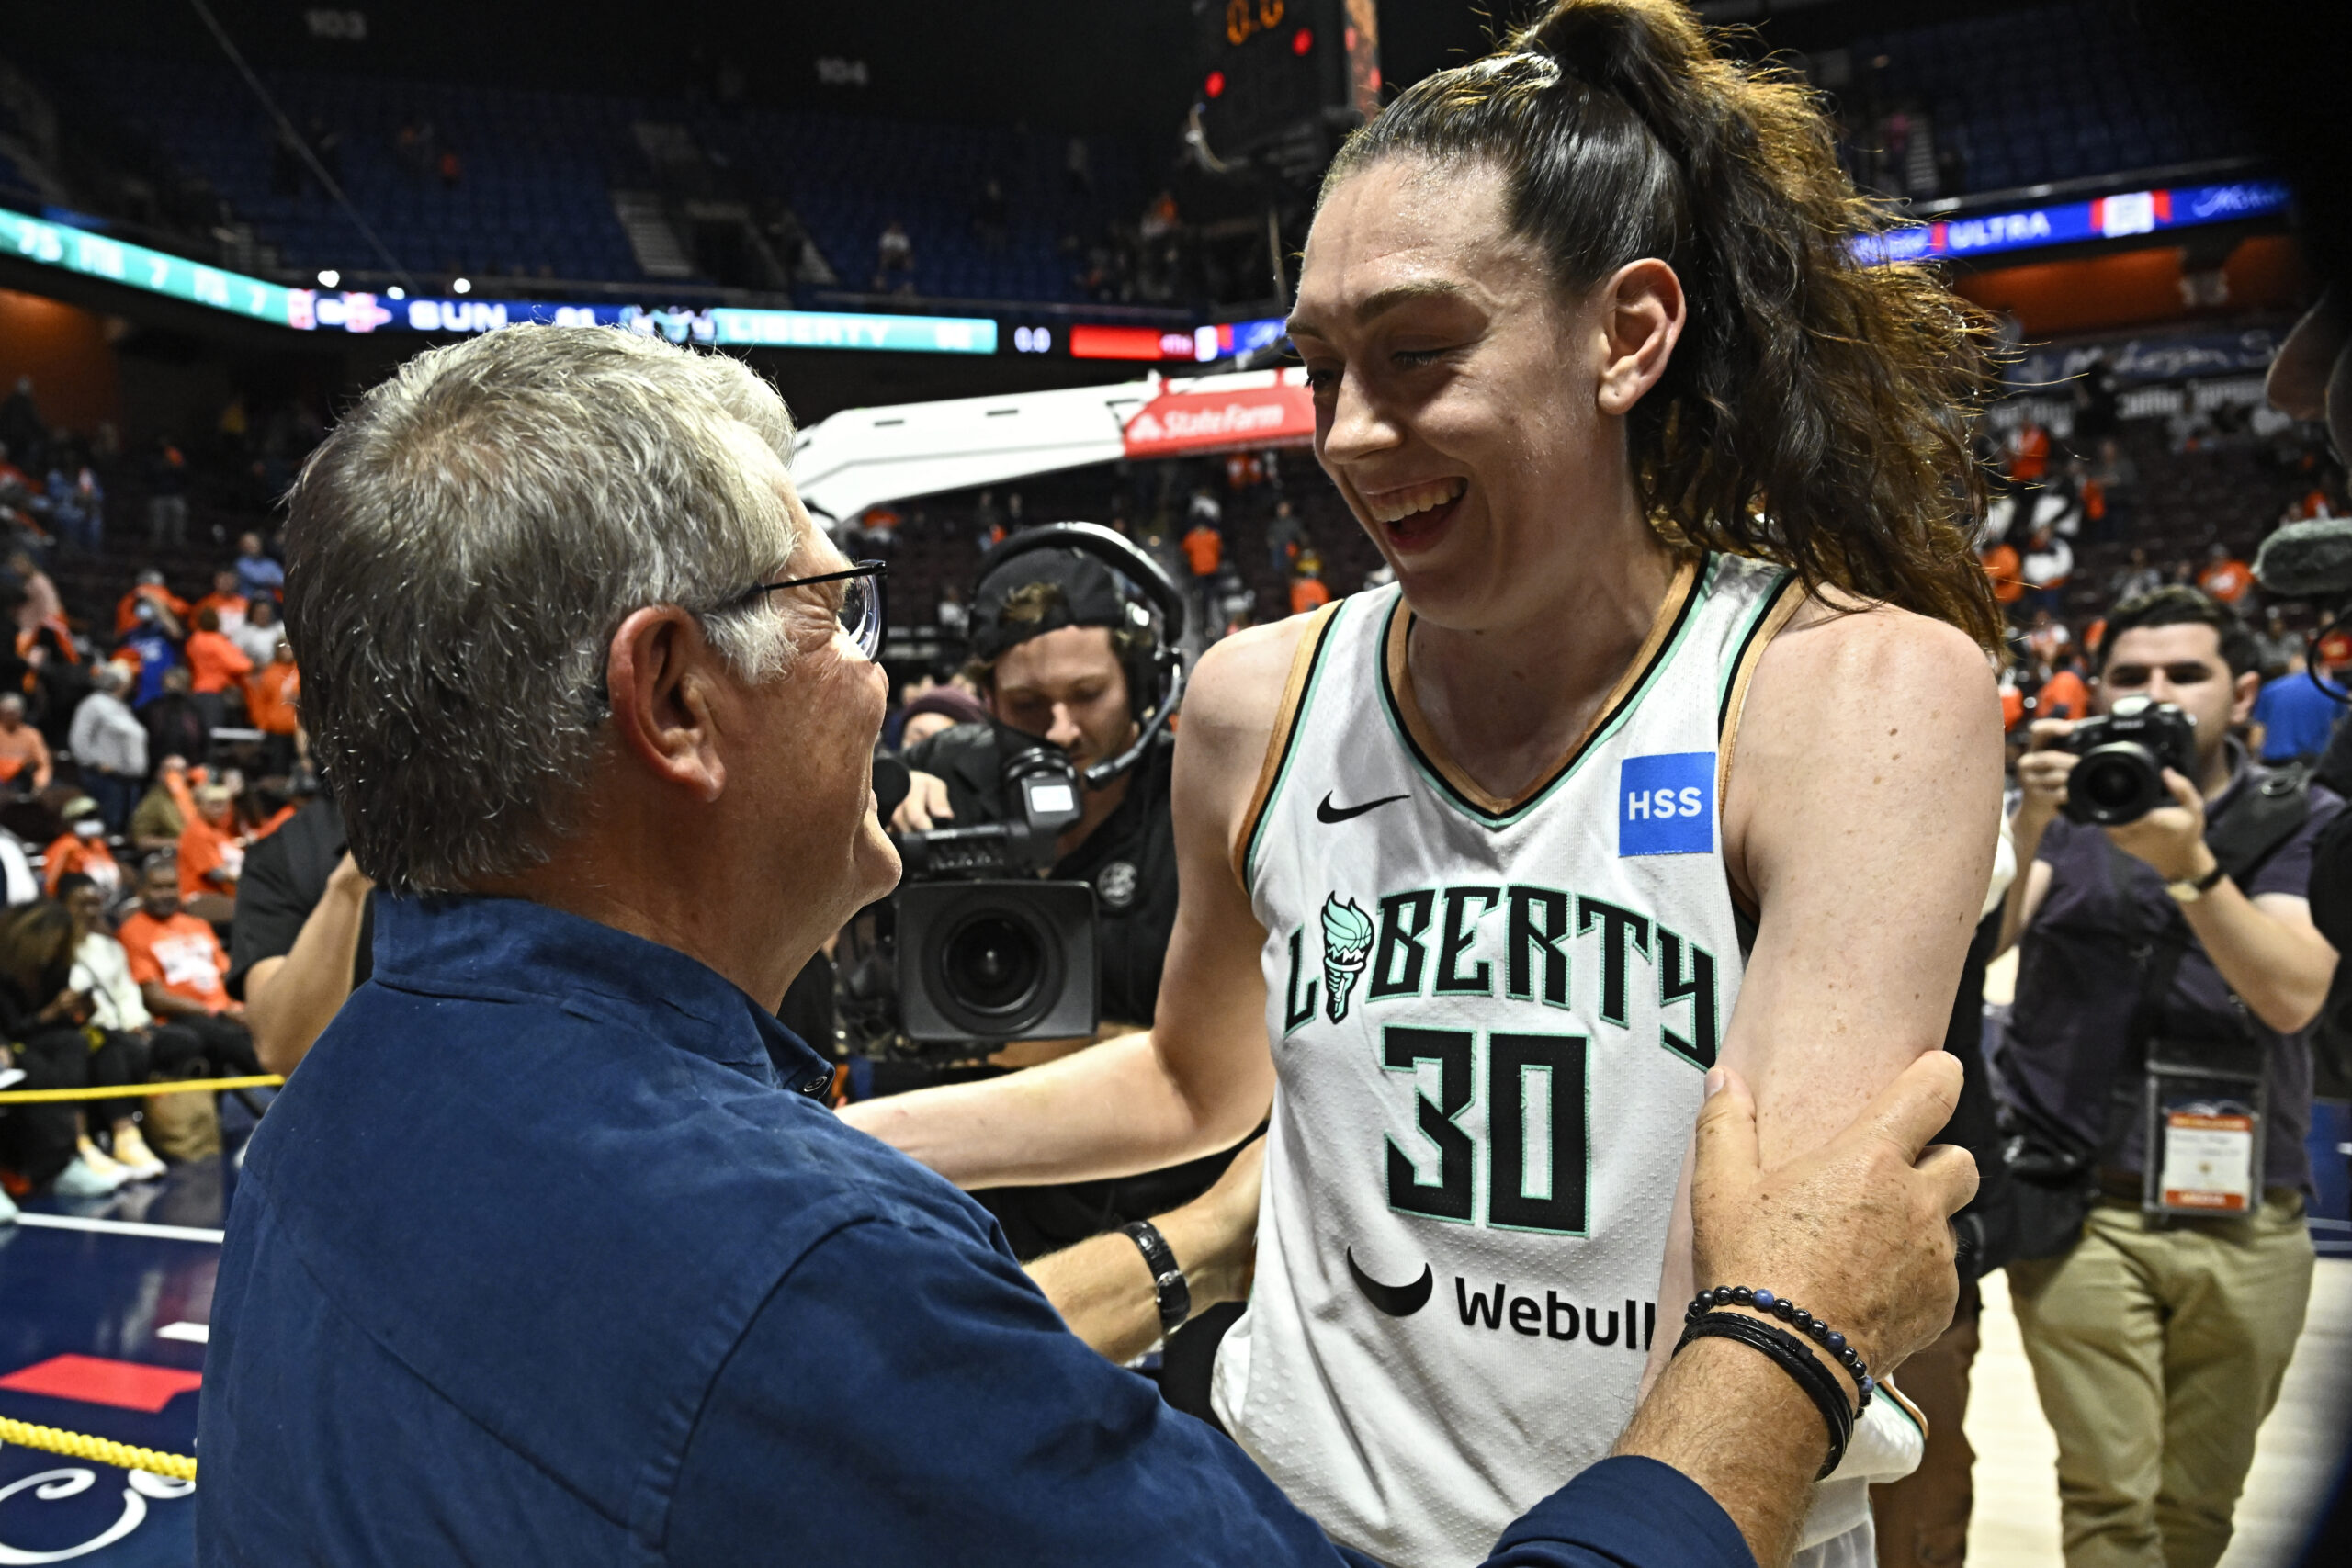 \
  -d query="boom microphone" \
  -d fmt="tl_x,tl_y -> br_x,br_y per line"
2254,516 -> 2352,597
